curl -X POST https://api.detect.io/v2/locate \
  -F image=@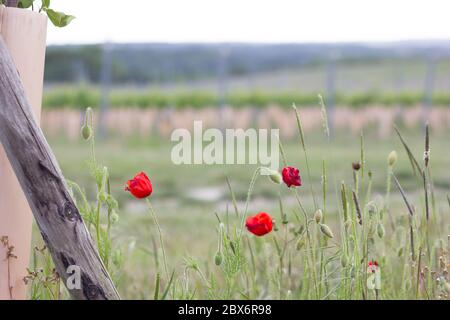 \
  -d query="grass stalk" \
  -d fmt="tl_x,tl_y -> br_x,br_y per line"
147,199 -> 170,280
292,103 -> 318,209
